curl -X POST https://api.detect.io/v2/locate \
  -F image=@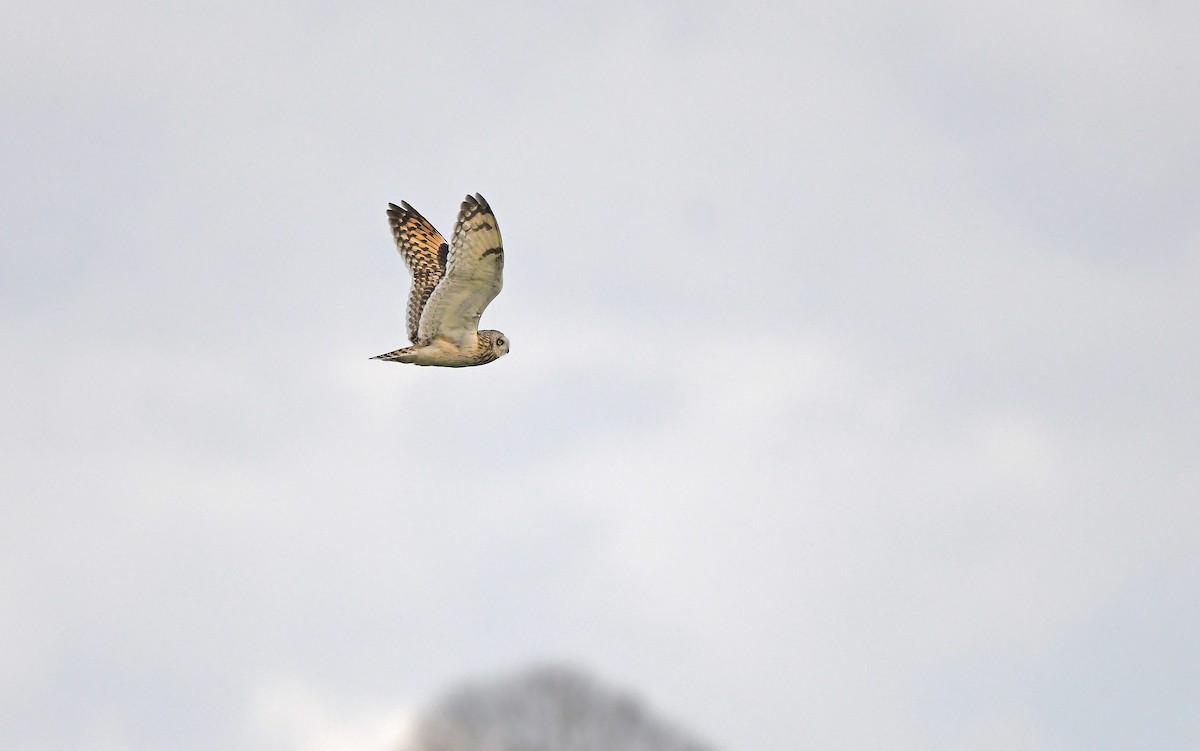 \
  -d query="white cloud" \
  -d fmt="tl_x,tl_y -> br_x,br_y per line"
252,682 -> 413,751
